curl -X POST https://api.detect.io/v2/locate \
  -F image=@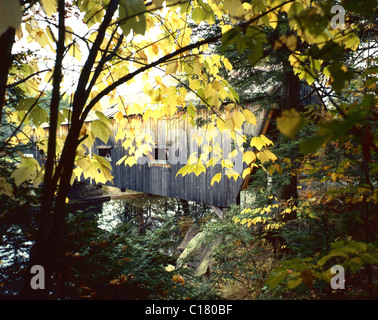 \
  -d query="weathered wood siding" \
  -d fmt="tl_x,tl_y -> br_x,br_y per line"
33,82 -> 321,207
94,110 -> 248,207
